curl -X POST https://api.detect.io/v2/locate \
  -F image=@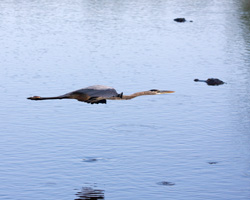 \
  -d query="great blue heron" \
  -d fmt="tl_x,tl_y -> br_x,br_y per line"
194,78 -> 225,86
27,85 -> 175,104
